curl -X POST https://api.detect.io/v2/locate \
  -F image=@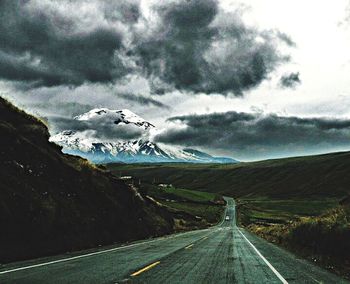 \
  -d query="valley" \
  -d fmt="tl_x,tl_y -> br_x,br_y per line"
131,180 -> 226,230
1,1 -> 349,282
107,154 -> 350,279
1,96 -> 349,281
